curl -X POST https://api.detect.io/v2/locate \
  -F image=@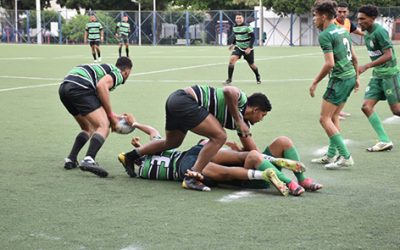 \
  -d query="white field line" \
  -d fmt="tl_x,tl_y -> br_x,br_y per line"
312,139 -> 357,156
218,191 -> 254,202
